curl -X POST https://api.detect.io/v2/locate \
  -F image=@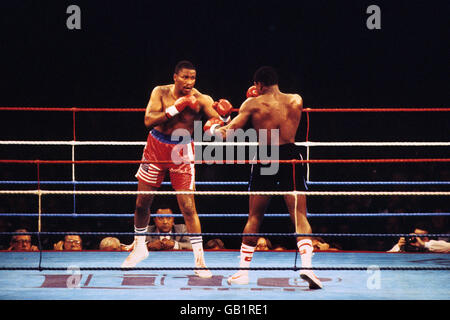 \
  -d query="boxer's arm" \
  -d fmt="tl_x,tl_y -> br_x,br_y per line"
198,94 -> 220,119
144,86 -> 167,128
216,100 -> 253,137
293,94 -> 303,111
